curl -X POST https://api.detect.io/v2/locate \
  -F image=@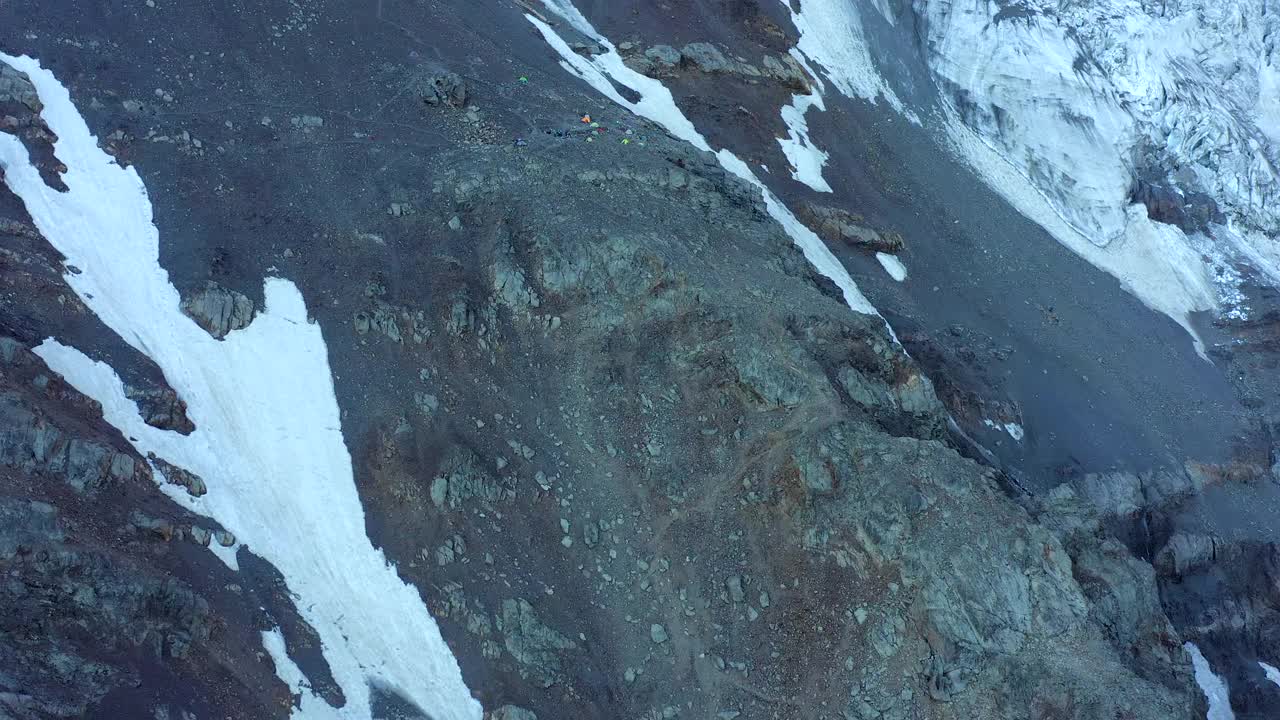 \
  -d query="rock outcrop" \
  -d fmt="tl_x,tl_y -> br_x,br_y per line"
348,139 -> 1201,719
795,202 -> 904,253
0,339 -> 292,719
180,281 -> 255,339
618,41 -> 811,91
